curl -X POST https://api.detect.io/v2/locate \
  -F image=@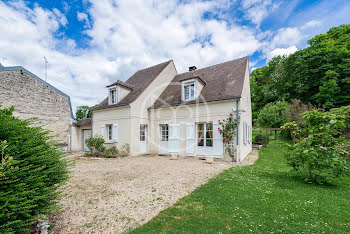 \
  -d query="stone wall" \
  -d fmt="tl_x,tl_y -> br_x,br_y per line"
0,69 -> 72,145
